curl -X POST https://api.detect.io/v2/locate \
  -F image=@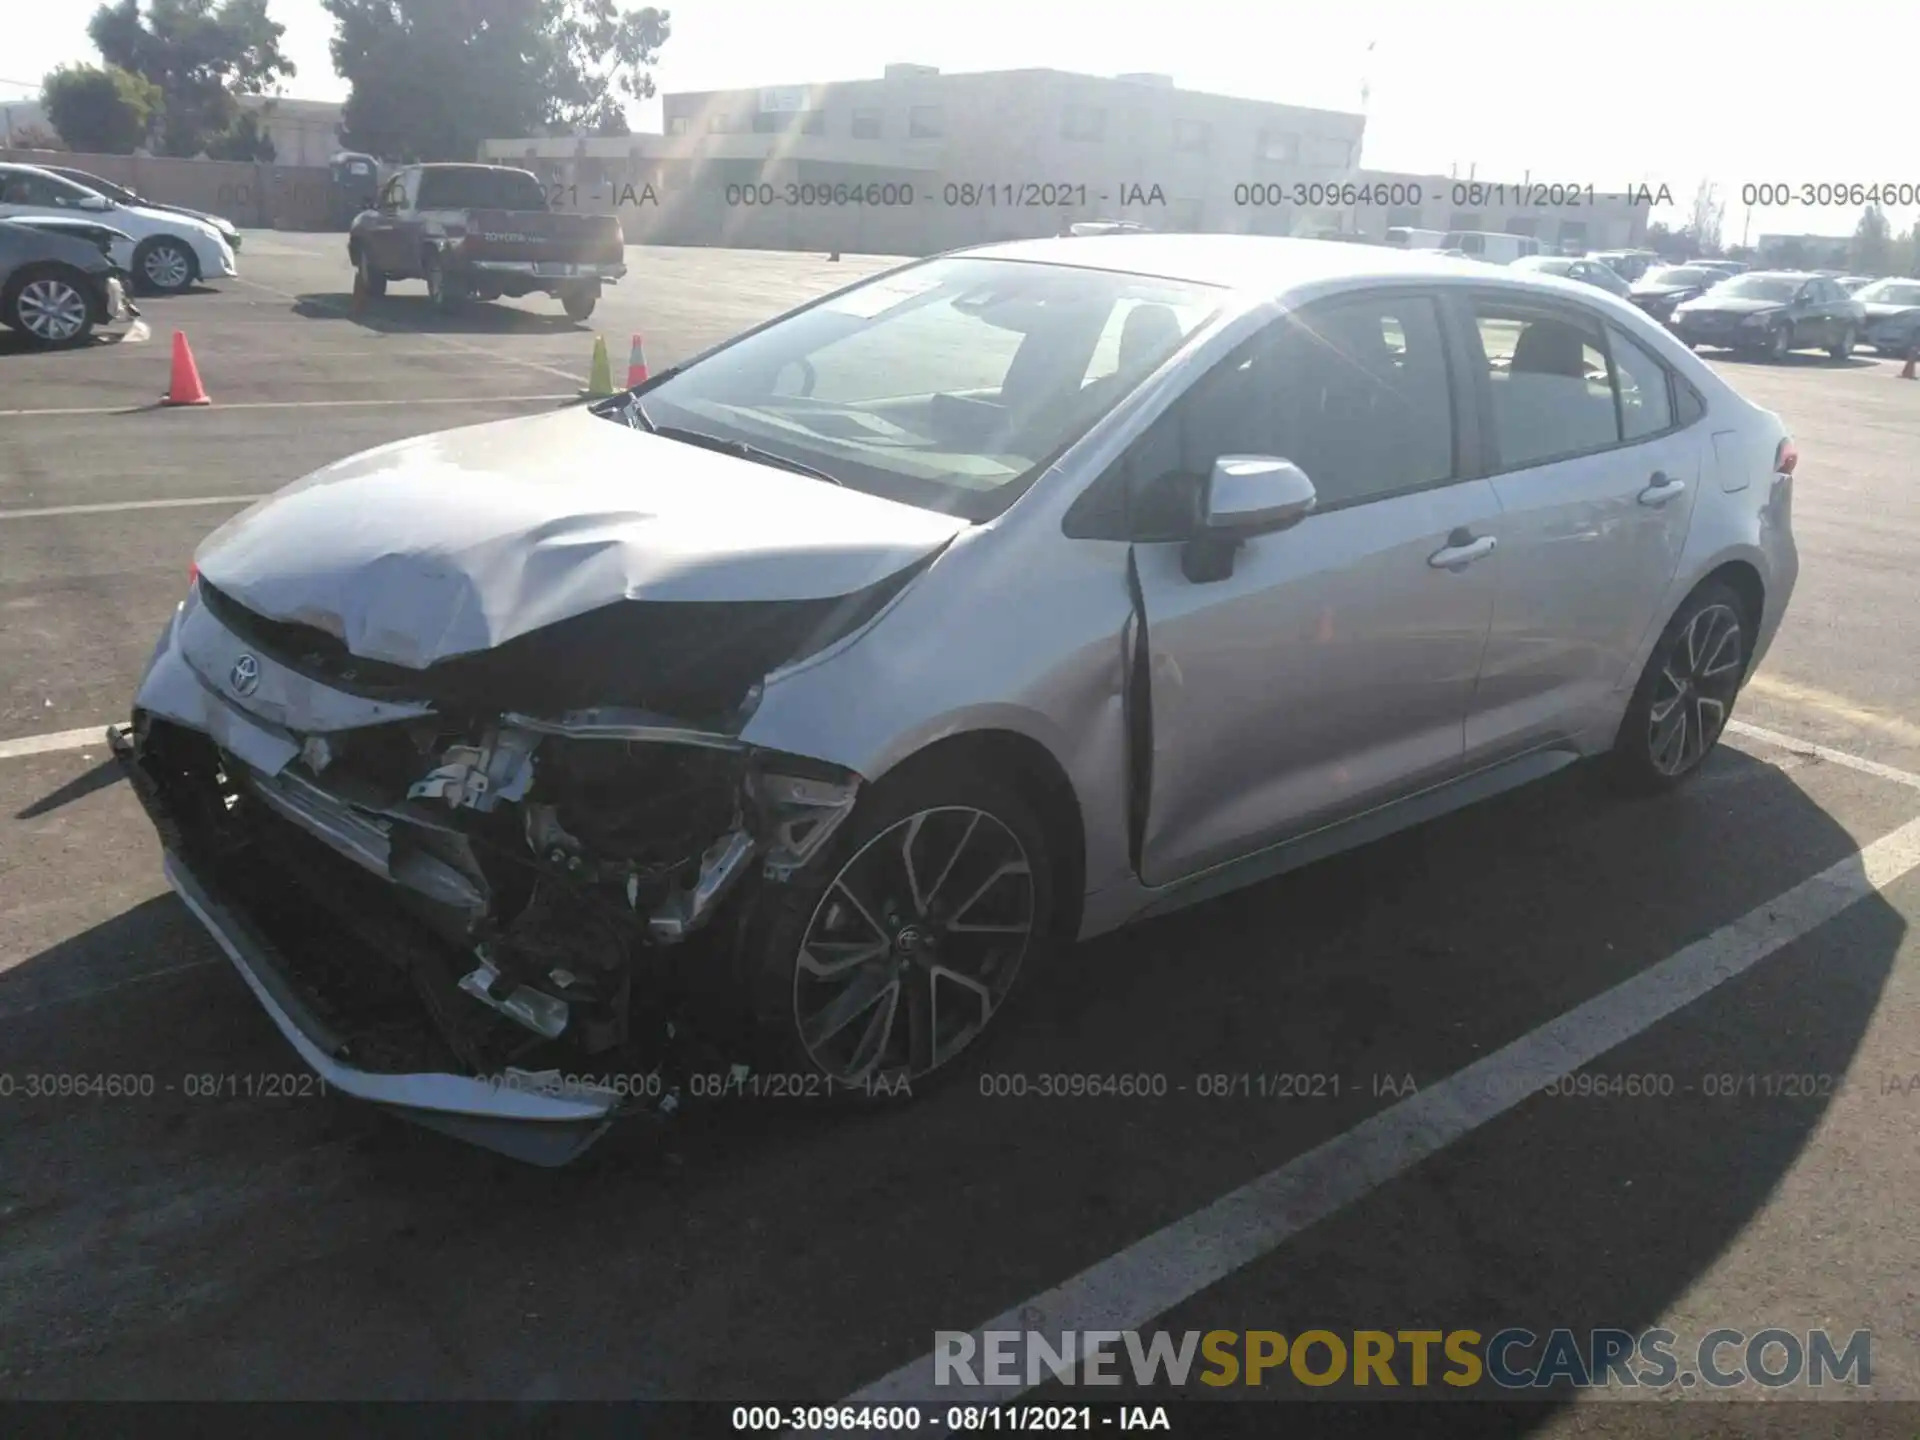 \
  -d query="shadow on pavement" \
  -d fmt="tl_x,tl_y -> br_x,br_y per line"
290,292 -> 587,336
0,743 -> 1904,1406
